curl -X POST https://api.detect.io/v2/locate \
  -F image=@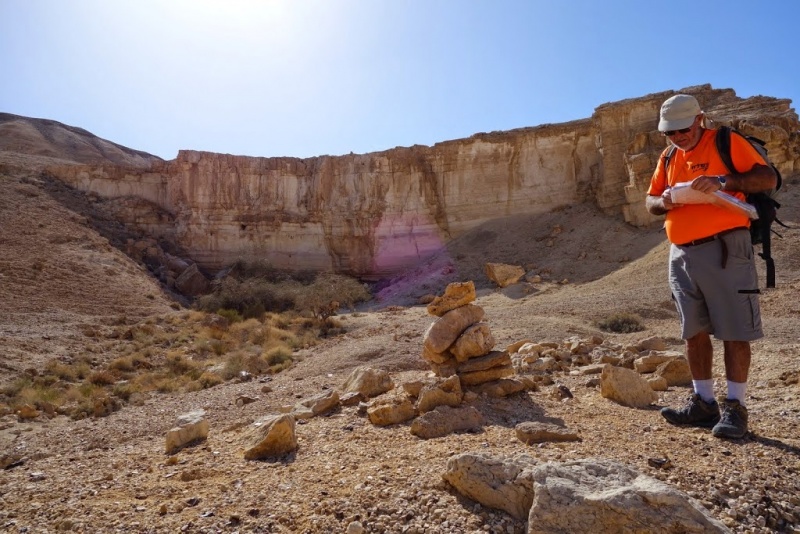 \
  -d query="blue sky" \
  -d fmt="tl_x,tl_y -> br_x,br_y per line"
2,0 -> 798,160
